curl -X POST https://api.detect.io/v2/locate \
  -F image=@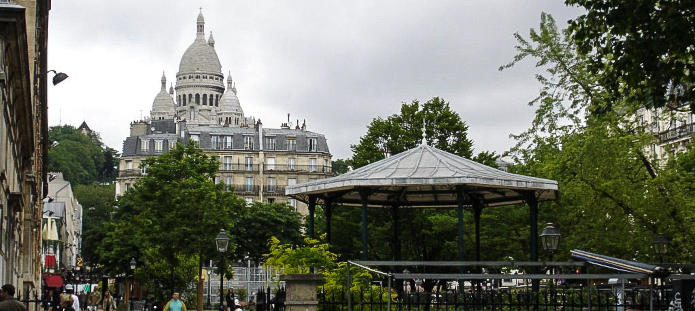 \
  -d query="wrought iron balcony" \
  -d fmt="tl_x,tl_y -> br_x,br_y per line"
658,123 -> 695,143
262,164 -> 332,173
227,184 -> 259,195
118,169 -> 141,178
263,185 -> 286,195
219,163 -> 260,172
